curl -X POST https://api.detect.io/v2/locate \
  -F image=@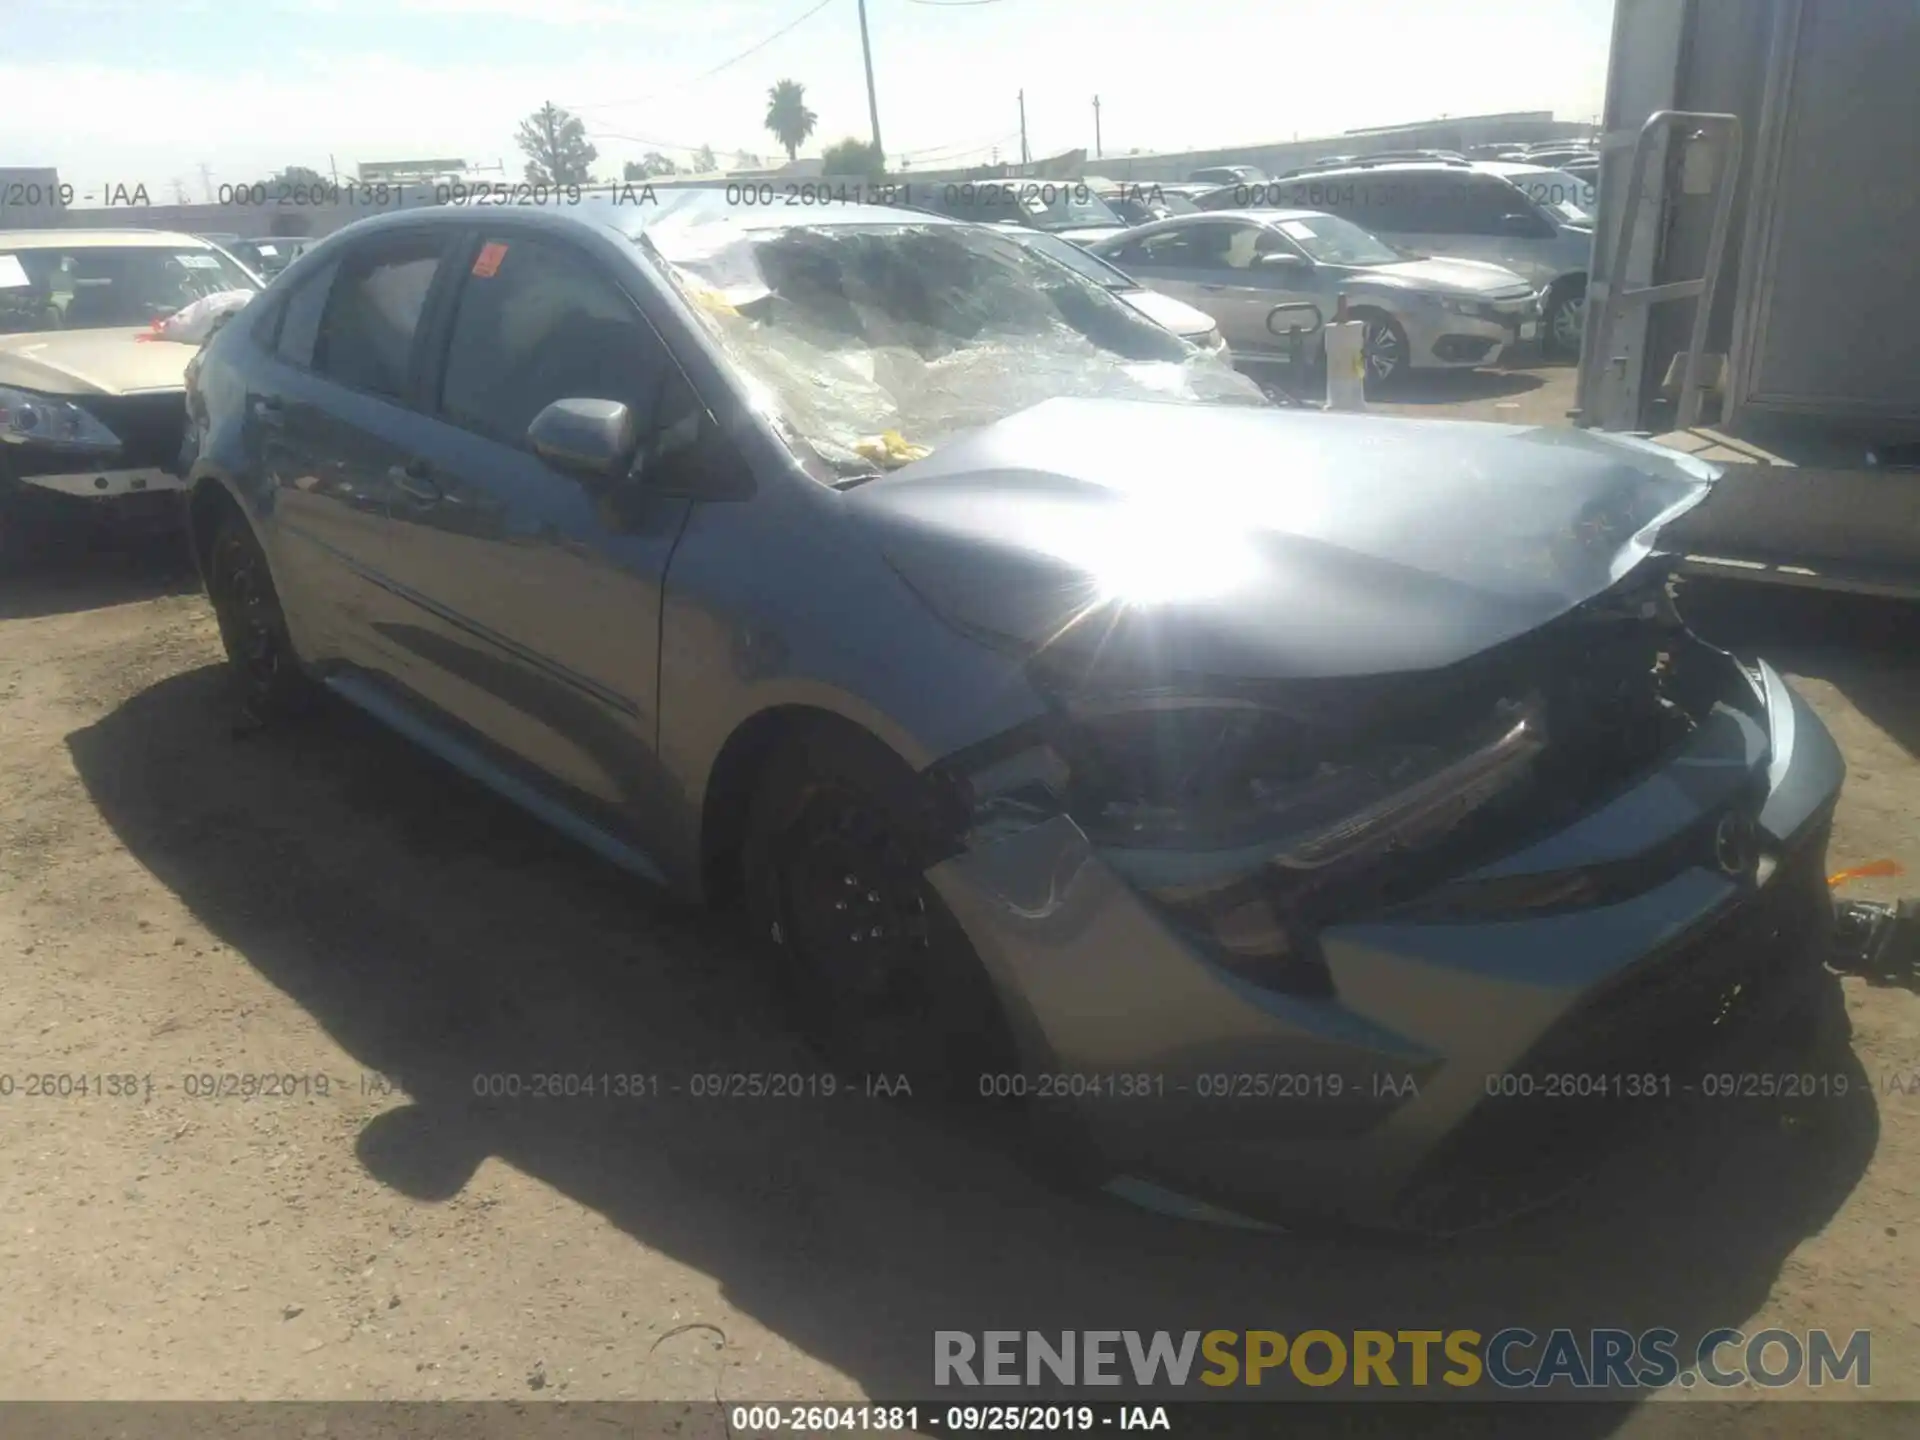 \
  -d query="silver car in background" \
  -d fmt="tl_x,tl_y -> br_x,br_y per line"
1088,209 -> 1539,388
